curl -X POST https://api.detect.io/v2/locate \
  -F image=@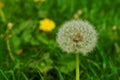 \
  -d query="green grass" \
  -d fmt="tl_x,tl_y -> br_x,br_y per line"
0,0 -> 120,80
